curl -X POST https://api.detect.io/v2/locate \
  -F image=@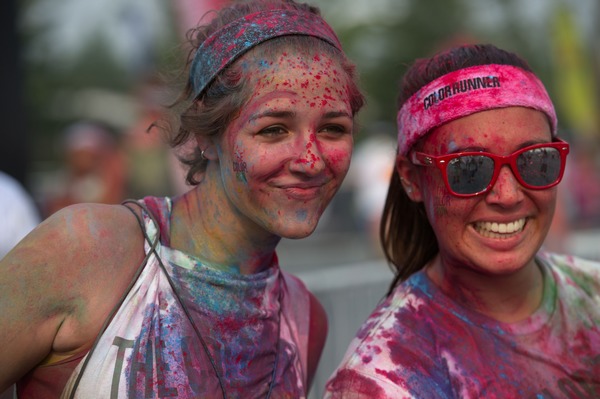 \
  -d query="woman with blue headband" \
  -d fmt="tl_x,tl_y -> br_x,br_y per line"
325,44 -> 600,398
0,1 -> 365,397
